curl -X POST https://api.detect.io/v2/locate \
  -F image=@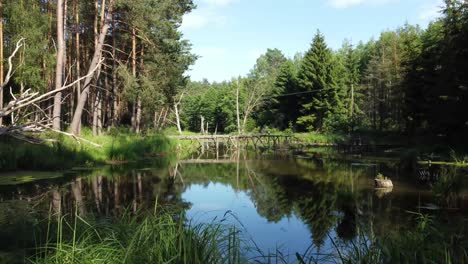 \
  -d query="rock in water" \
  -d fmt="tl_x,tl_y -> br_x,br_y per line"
374,178 -> 393,188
